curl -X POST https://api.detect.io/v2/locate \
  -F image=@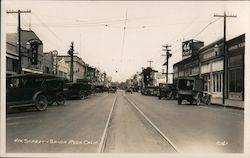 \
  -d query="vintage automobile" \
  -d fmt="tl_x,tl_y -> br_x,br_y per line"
125,87 -> 133,93
108,85 -> 117,93
141,86 -> 158,96
76,78 -> 94,96
6,73 -> 66,111
176,76 -> 211,105
94,84 -> 105,93
63,82 -> 90,99
158,83 -> 177,100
